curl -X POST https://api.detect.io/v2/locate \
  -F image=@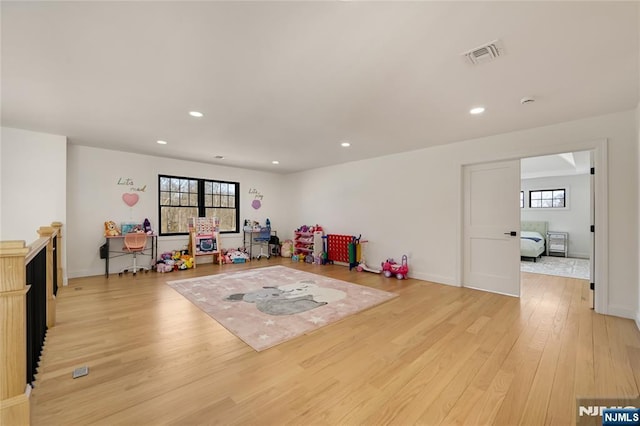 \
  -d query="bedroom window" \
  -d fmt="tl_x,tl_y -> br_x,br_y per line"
529,189 -> 566,208
520,191 -> 524,208
158,174 -> 240,235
